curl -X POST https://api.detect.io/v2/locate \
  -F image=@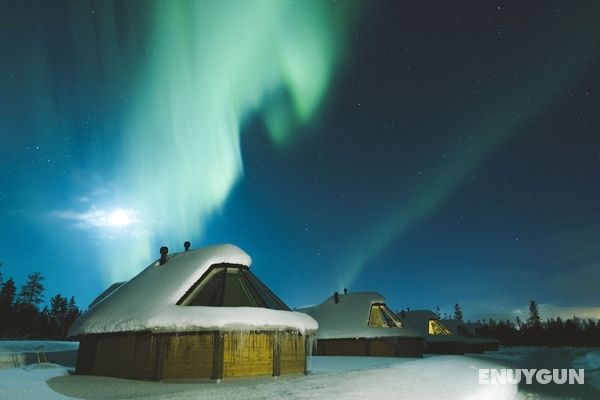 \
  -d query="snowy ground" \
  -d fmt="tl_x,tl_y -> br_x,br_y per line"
0,342 -> 598,400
